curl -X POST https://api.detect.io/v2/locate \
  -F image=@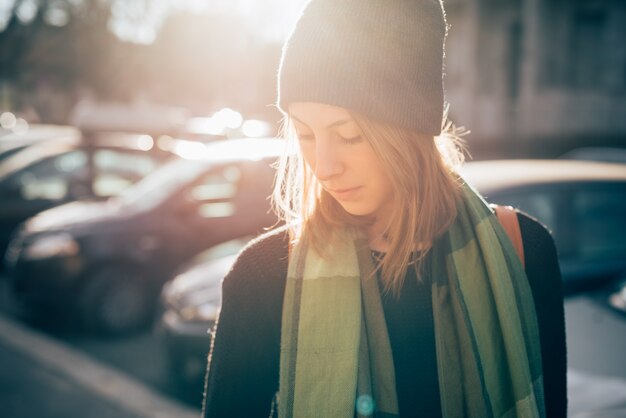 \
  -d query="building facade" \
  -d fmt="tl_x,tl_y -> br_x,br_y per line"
445,0 -> 626,157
